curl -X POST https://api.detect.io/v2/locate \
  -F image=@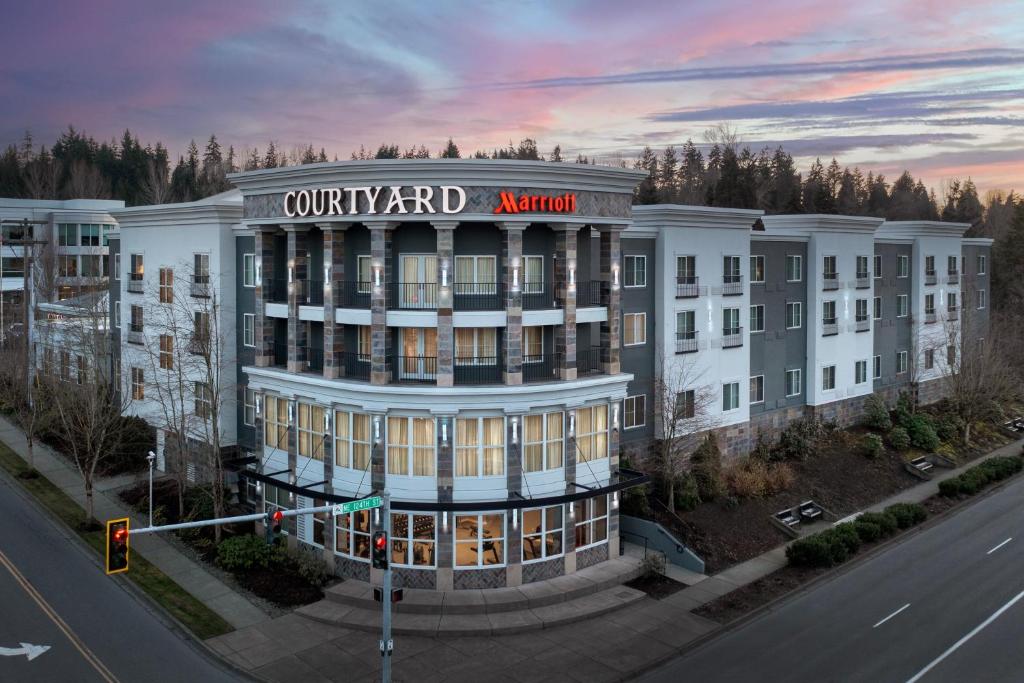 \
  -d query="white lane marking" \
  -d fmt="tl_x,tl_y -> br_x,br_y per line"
905,588 -> 1024,683
987,537 -> 1012,555
873,603 -> 911,628
0,642 -> 50,661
